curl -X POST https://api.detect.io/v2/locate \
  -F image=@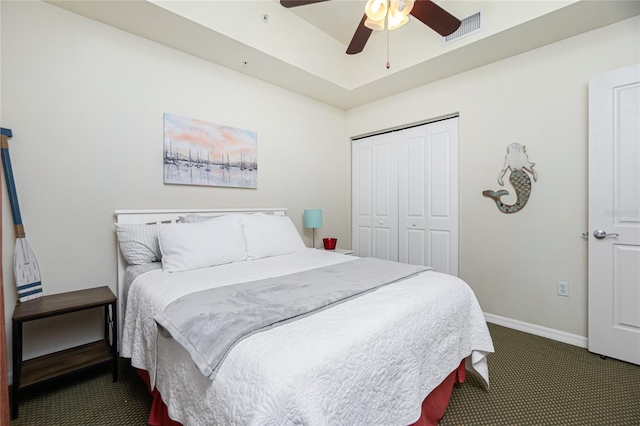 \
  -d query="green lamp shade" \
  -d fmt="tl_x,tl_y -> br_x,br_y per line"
304,209 -> 322,229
